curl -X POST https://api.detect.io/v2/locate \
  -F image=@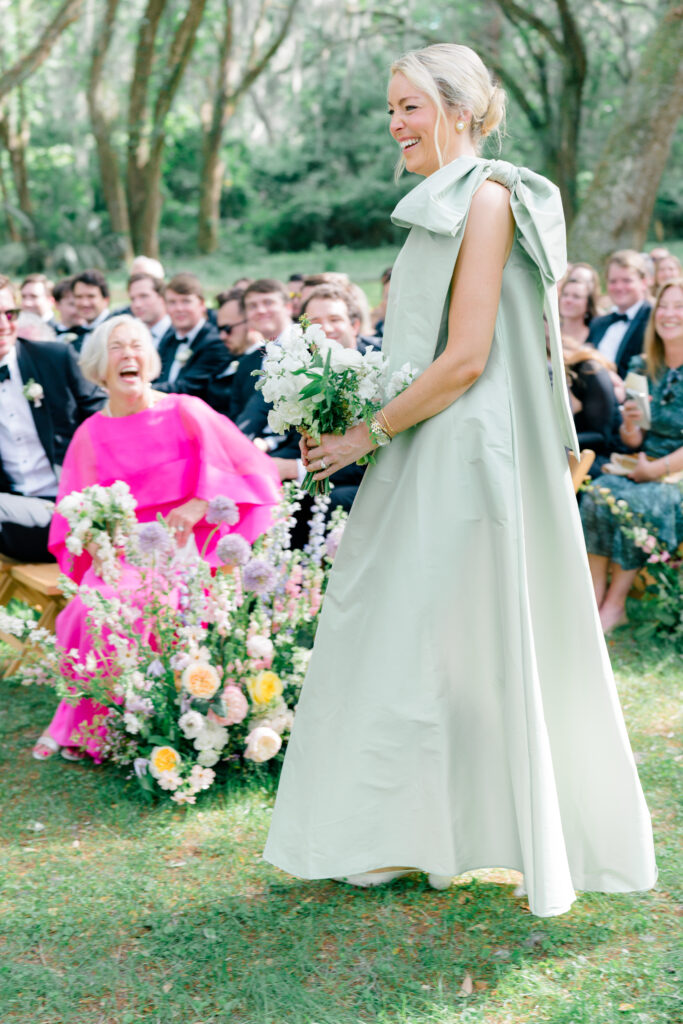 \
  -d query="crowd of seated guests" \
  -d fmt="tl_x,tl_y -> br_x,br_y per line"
1,244 -> 682,642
